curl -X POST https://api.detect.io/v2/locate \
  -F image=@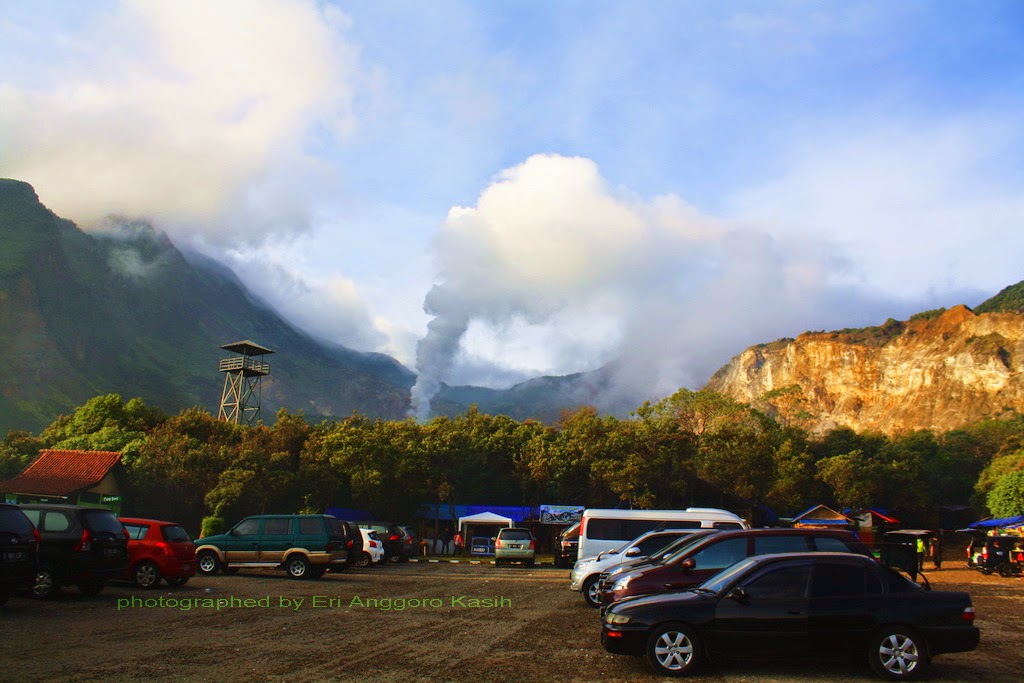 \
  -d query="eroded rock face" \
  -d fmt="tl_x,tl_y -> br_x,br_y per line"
705,306 -> 1024,434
